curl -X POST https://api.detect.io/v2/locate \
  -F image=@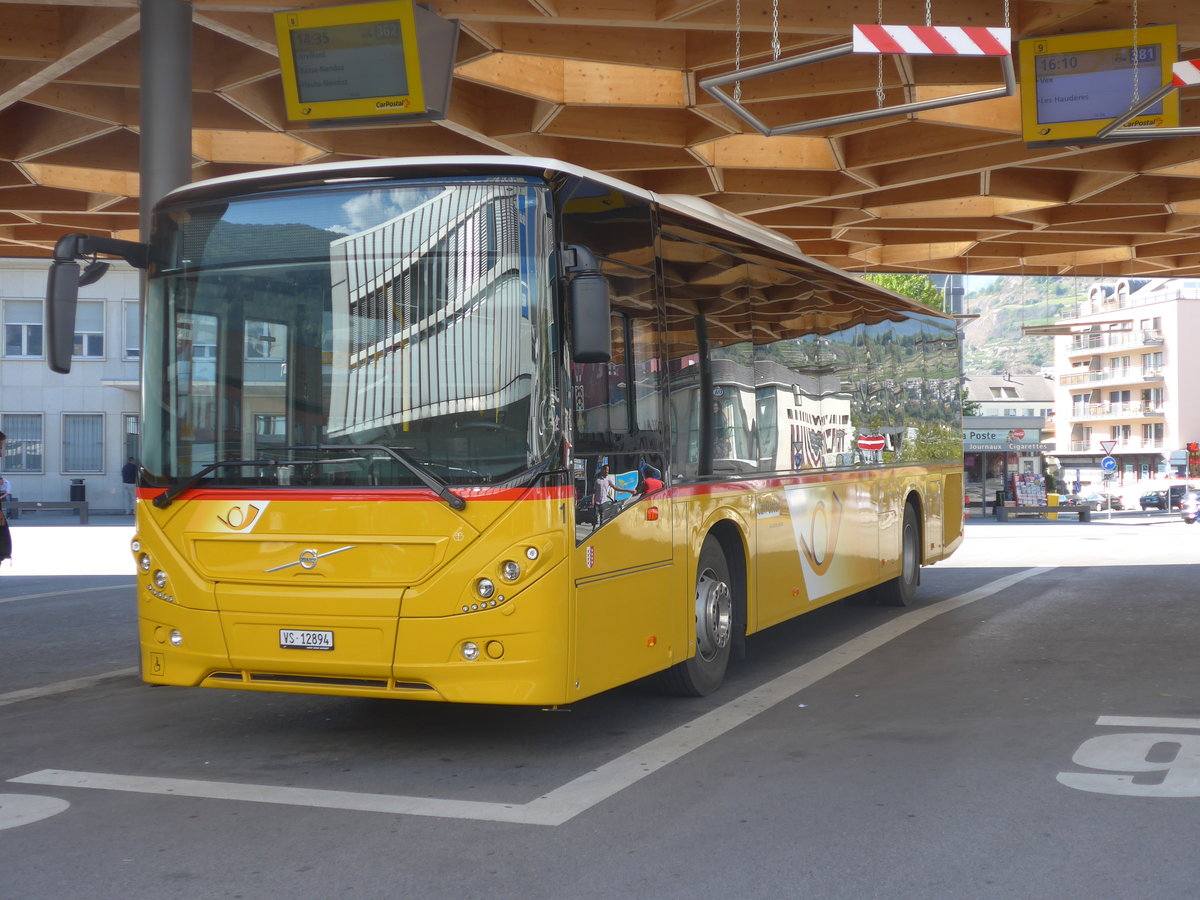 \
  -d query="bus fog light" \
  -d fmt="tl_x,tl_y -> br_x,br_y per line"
139,553 -> 152,573
525,546 -> 538,561
477,578 -> 495,599
461,641 -> 480,661
153,569 -> 169,589
168,629 -> 183,647
501,560 -> 521,581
